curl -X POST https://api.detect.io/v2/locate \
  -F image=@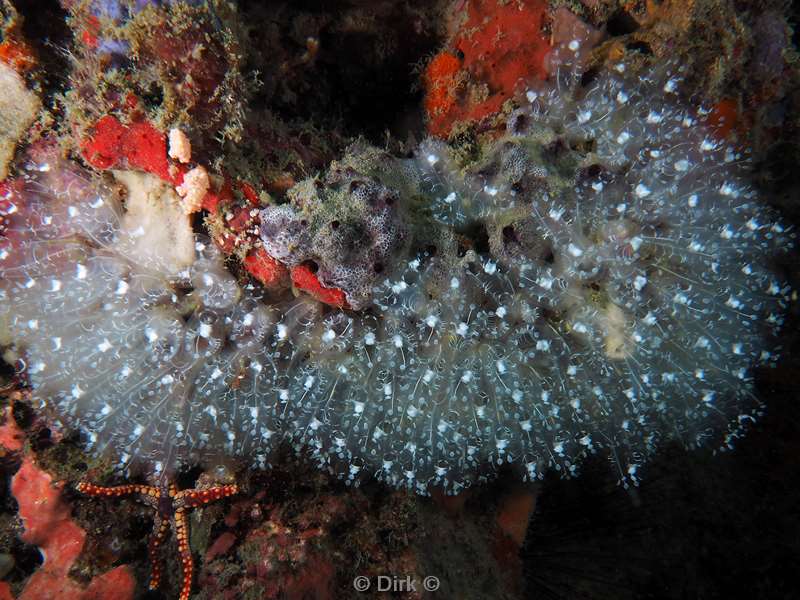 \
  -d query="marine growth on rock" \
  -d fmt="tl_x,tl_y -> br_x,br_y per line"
0,41 -> 793,494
